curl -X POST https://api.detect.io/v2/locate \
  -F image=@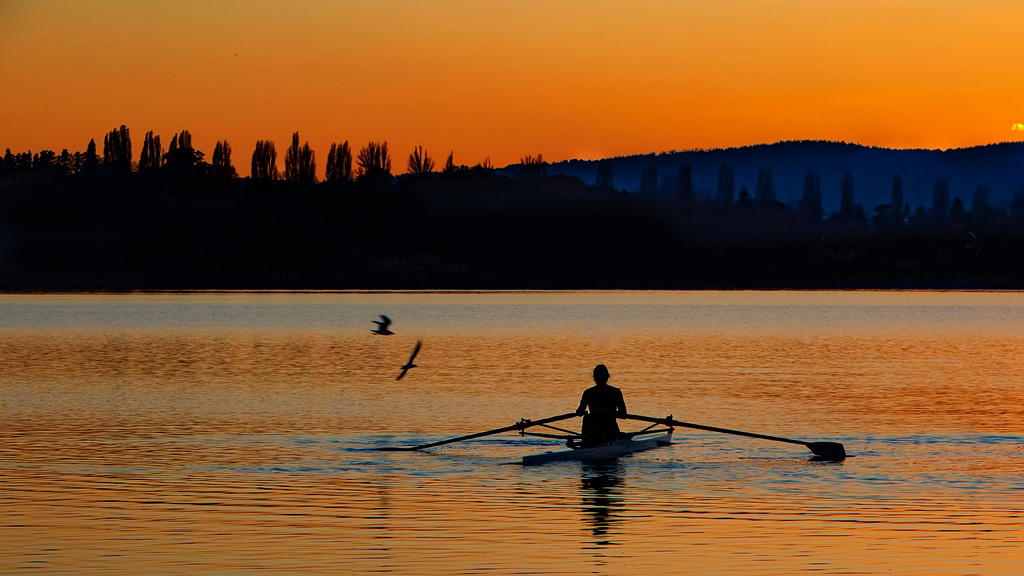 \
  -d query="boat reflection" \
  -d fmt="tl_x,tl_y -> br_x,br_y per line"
579,460 -> 625,547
